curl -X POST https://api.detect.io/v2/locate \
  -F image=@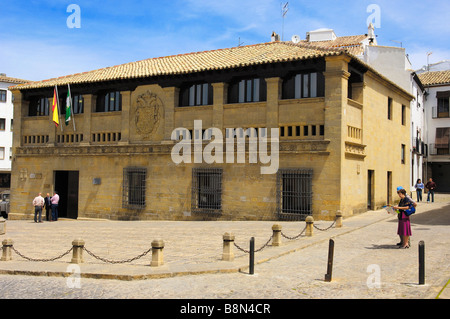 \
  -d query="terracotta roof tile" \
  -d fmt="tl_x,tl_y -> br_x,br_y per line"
418,70 -> 450,86
0,75 -> 30,85
11,41 -> 345,91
